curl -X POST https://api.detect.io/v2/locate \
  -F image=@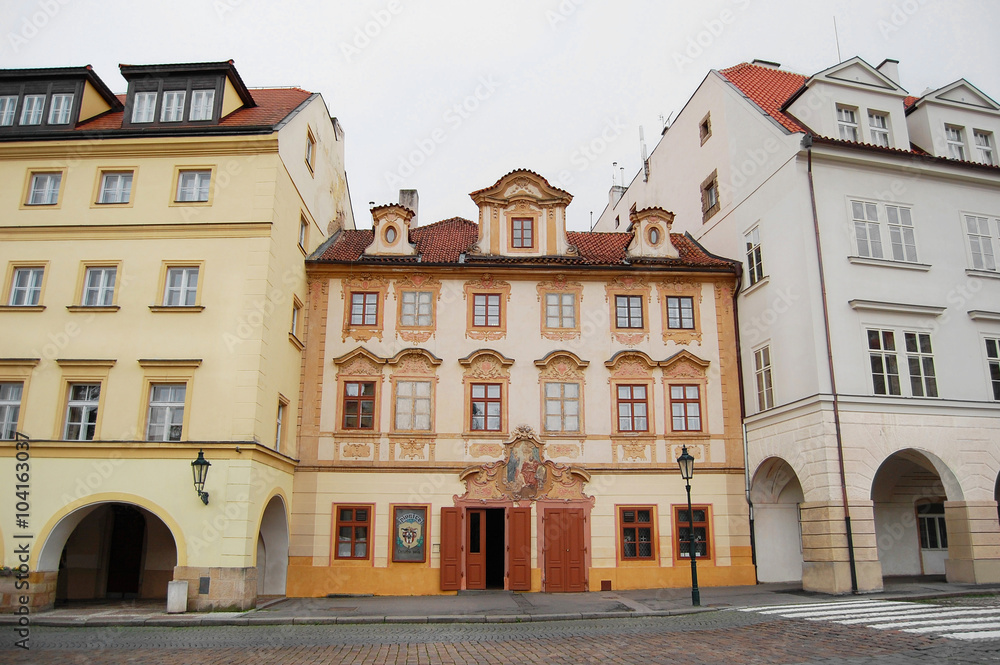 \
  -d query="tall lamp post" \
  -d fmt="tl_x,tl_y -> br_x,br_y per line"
677,445 -> 700,607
